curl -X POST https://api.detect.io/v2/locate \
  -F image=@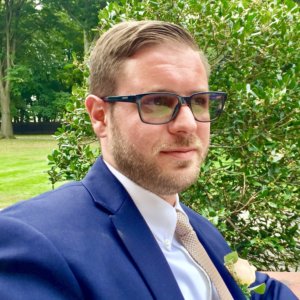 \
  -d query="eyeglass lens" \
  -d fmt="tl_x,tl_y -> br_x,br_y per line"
139,93 -> 223,124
